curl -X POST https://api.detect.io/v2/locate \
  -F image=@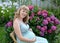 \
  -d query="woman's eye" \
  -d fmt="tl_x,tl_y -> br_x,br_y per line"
26,12 -> 27,13
23,10 -> 27,13
23,11 -> 25,12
